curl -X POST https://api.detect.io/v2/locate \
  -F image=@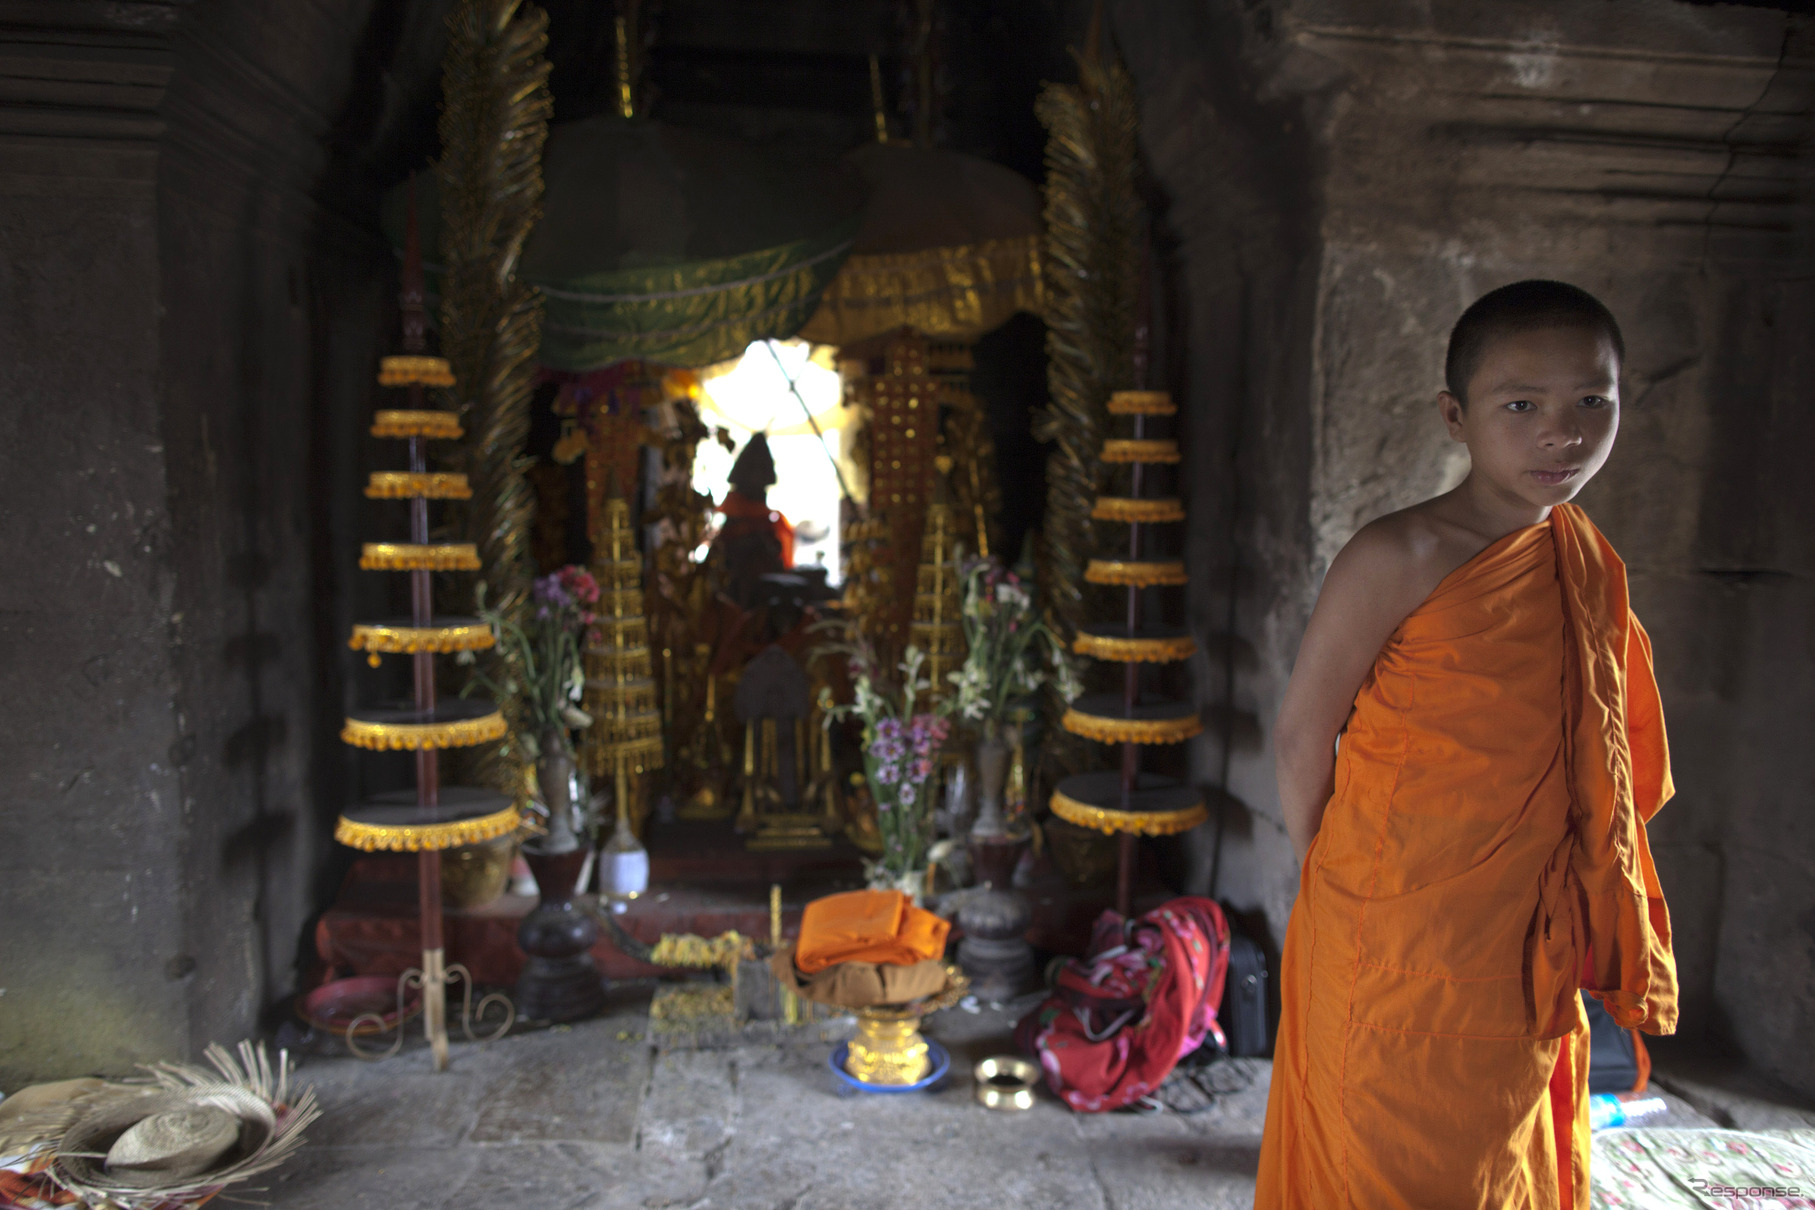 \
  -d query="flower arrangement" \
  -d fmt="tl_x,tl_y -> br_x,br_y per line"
830,636 -> 954,890
466,567 -> 601,849
468,565 -> 599,756
950,559 -> 1075,732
